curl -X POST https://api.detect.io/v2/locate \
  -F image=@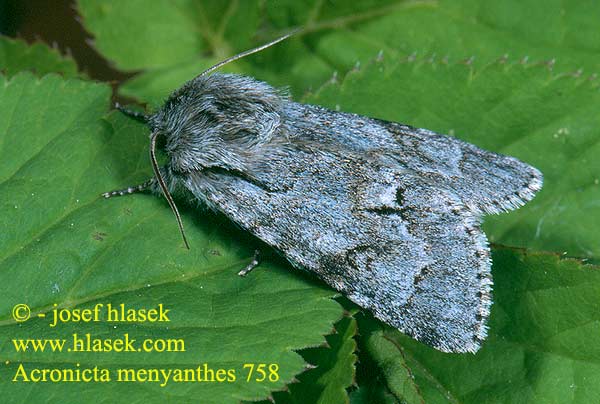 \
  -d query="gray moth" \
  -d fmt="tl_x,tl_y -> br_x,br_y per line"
104,34 -> 543,353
